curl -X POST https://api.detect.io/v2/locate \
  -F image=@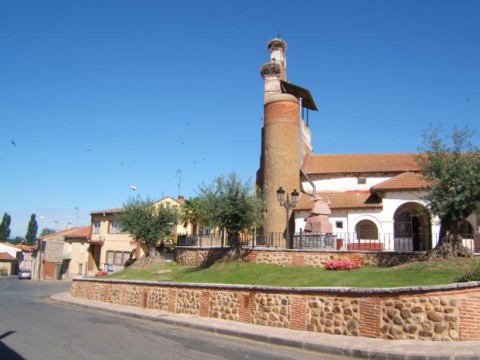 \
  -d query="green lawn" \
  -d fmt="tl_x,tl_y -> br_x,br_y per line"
103,258 -> 477,288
